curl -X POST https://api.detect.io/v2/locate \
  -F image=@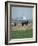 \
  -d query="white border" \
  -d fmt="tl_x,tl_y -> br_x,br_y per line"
8,2 -> 36,43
